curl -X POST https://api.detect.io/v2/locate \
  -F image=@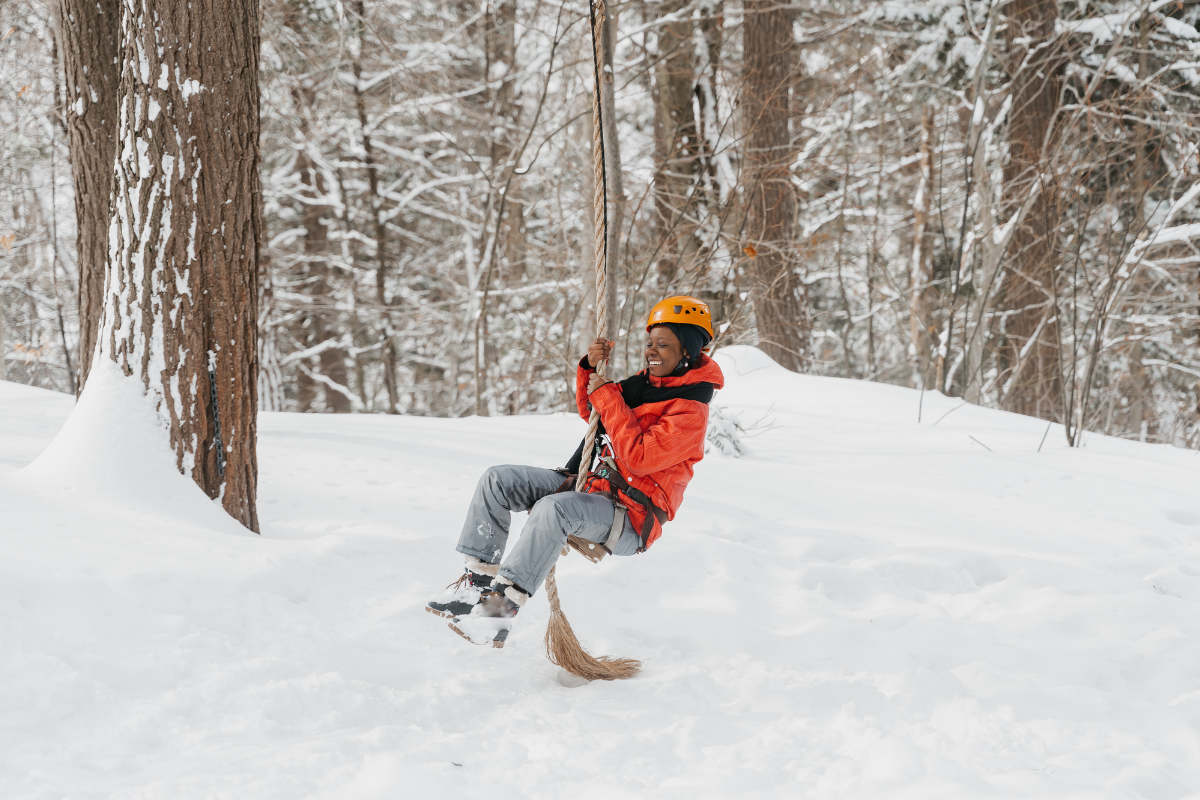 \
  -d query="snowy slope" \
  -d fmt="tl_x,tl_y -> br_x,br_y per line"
3,347 -> 1200,799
